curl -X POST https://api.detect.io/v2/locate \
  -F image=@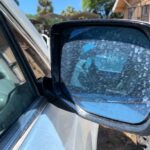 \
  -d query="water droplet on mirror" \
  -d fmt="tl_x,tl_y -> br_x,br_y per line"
146,102 -> 150,107
135,48 -> 139,53
143,96 -> 149,102
137,57 -> 142,62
